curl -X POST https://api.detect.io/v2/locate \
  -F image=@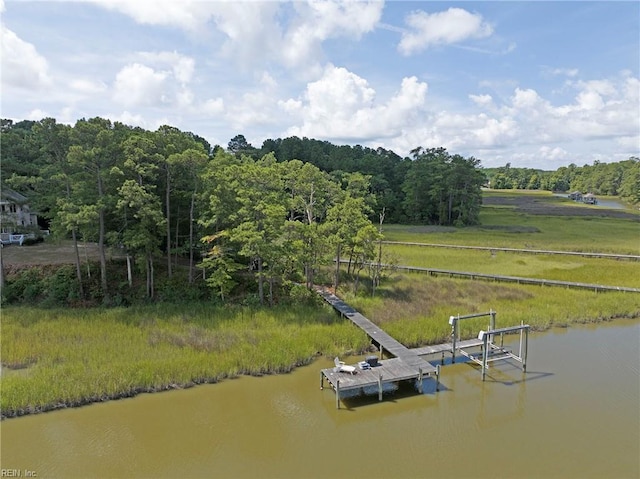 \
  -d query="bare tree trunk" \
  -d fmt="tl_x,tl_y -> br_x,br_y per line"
126,254 -> 133,287
71,228 -> 84,298
174,205 -> 180,270
0,244 -> 5,294
98,208 -> 108,301
268,276 -> 274,307
334,244 -> 341,291
372,207 -> 385,296
166,169 -> 172,278
257,256 -> 264,305
188,192 -> 196,284
150,256 -> 154,298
